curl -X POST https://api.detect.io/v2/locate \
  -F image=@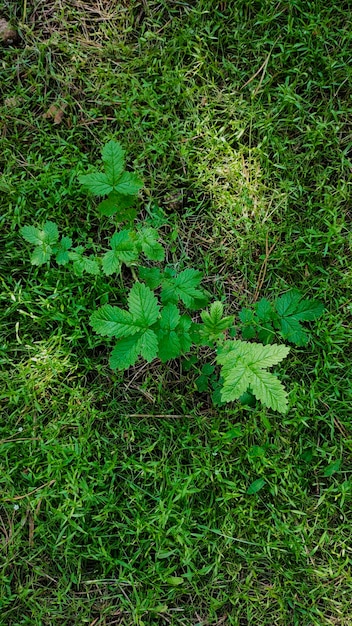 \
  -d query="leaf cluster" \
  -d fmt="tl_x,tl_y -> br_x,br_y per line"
21,223 -> 165,277
78,141 -> 143,222
19,140 -> 324,414
239,291 -> 324,346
